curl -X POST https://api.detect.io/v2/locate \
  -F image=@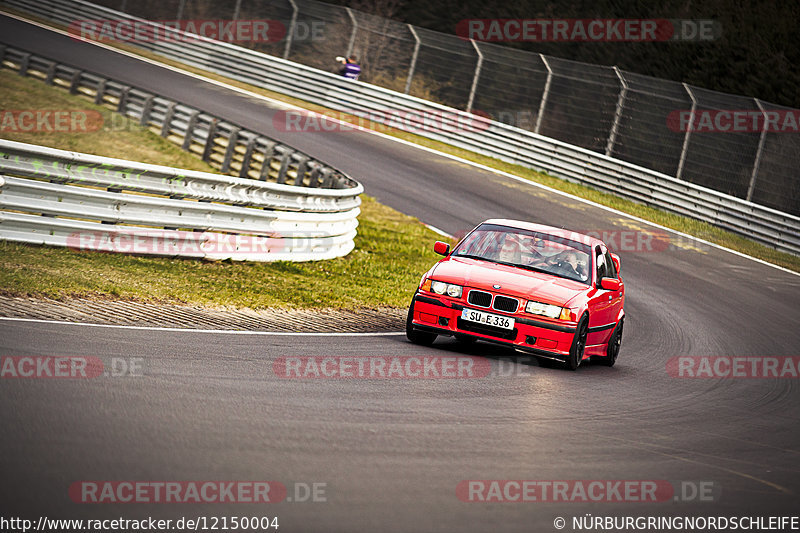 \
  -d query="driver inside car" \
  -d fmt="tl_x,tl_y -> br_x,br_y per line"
496,234 -> 522,264
541,250 -> 588,281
